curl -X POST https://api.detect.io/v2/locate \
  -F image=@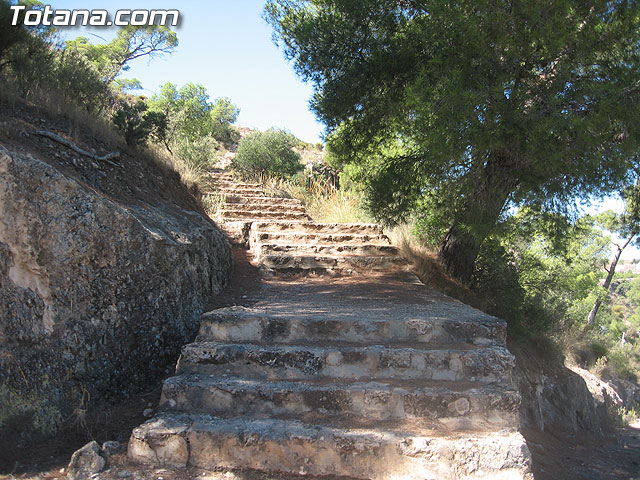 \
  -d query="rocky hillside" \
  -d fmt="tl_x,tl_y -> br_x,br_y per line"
0,98 -> 233,444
